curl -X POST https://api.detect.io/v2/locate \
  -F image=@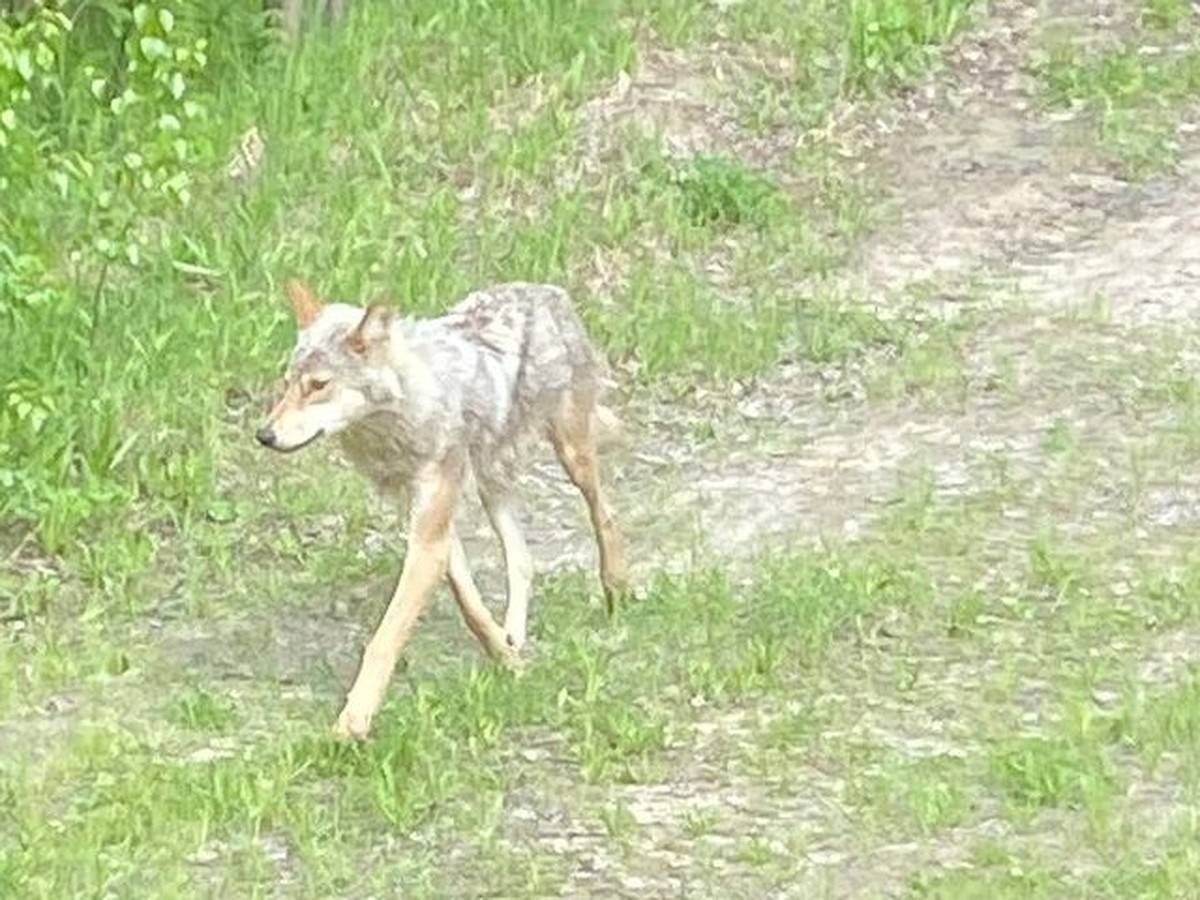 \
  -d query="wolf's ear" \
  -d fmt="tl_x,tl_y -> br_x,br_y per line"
286,279 -> 323,329
346,304 -> 395,355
